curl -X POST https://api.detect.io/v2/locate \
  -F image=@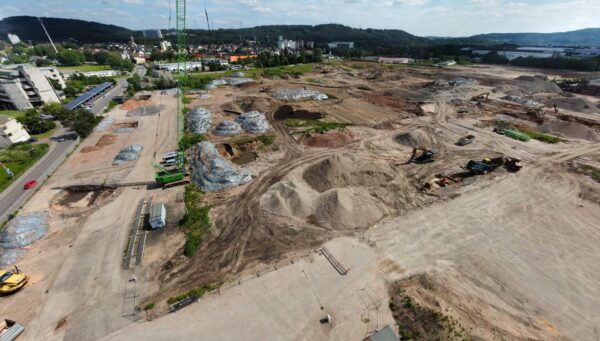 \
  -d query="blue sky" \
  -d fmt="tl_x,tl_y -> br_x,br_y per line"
1,0 -> 599,36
